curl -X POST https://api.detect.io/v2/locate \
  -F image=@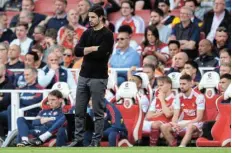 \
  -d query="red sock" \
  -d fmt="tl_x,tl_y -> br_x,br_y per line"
170,139 -> 177,147
150,129 -> 160,146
